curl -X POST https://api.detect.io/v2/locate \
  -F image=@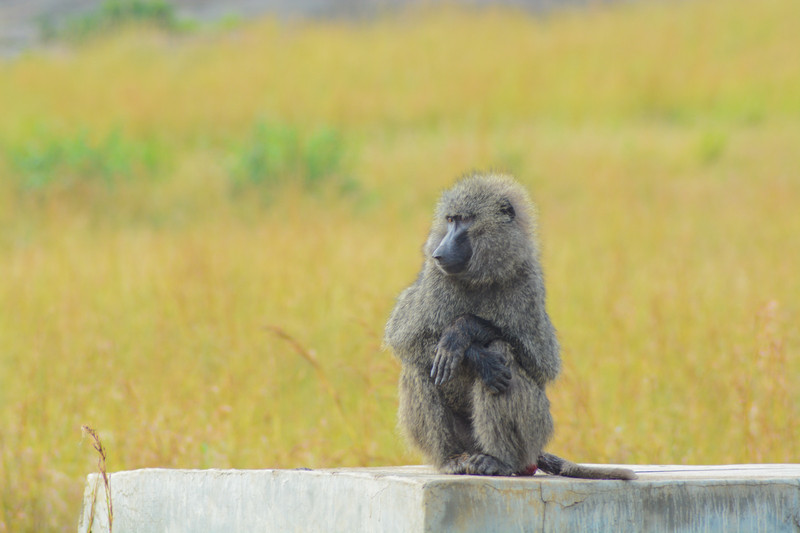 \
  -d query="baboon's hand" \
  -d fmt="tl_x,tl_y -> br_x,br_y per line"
466,343 -> 512,394
431,341 -> 466,385
479,354 -> 512,394
431,322 -> 472,385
